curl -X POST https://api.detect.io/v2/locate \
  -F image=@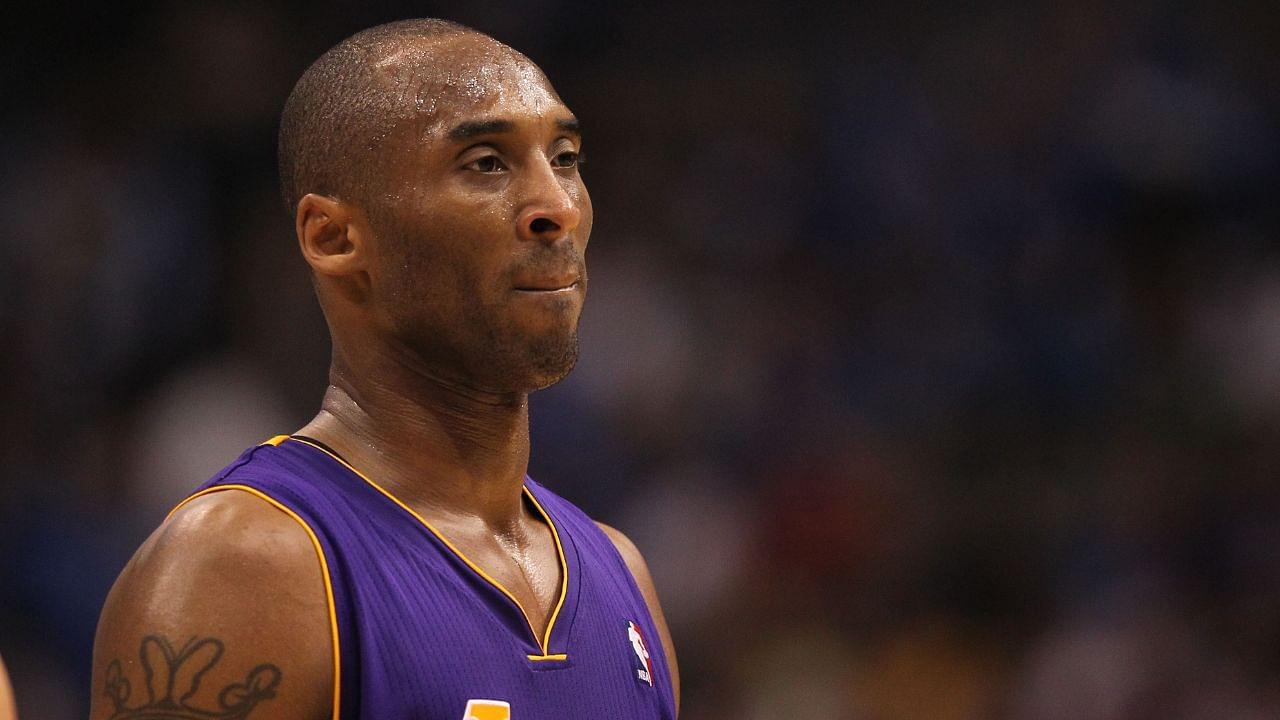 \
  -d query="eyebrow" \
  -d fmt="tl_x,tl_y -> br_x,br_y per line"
556,118 -> 582,137
448,119 -> 514,141
446,116 -> 582,142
